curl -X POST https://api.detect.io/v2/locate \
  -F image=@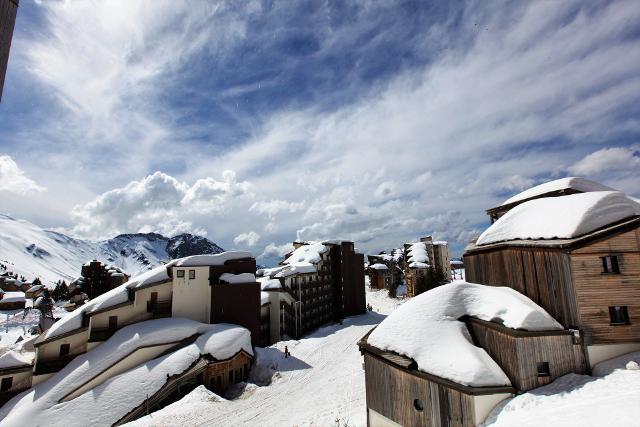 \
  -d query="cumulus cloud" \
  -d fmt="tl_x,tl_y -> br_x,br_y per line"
70,171 -> 251,239
569,147 -> 640,175
249,199 -> 305,219
0,155 -> 46,195
233,231 -> 260,247
259,242 -> 294,260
